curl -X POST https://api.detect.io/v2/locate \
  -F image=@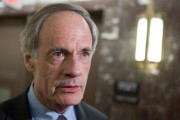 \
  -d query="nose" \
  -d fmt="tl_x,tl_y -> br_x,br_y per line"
63,55 -> 81,78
